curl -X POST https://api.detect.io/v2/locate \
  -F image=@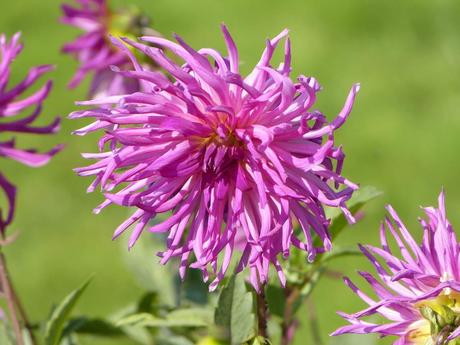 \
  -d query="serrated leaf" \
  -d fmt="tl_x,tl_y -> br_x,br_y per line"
44,277 -> 92,345
117,308 -> 212,328
215,275 -> 256,345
